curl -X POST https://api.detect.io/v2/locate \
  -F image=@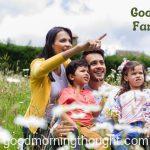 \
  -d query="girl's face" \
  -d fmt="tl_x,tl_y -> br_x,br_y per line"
52,31 -> 72,54
124,65 -> 144,90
